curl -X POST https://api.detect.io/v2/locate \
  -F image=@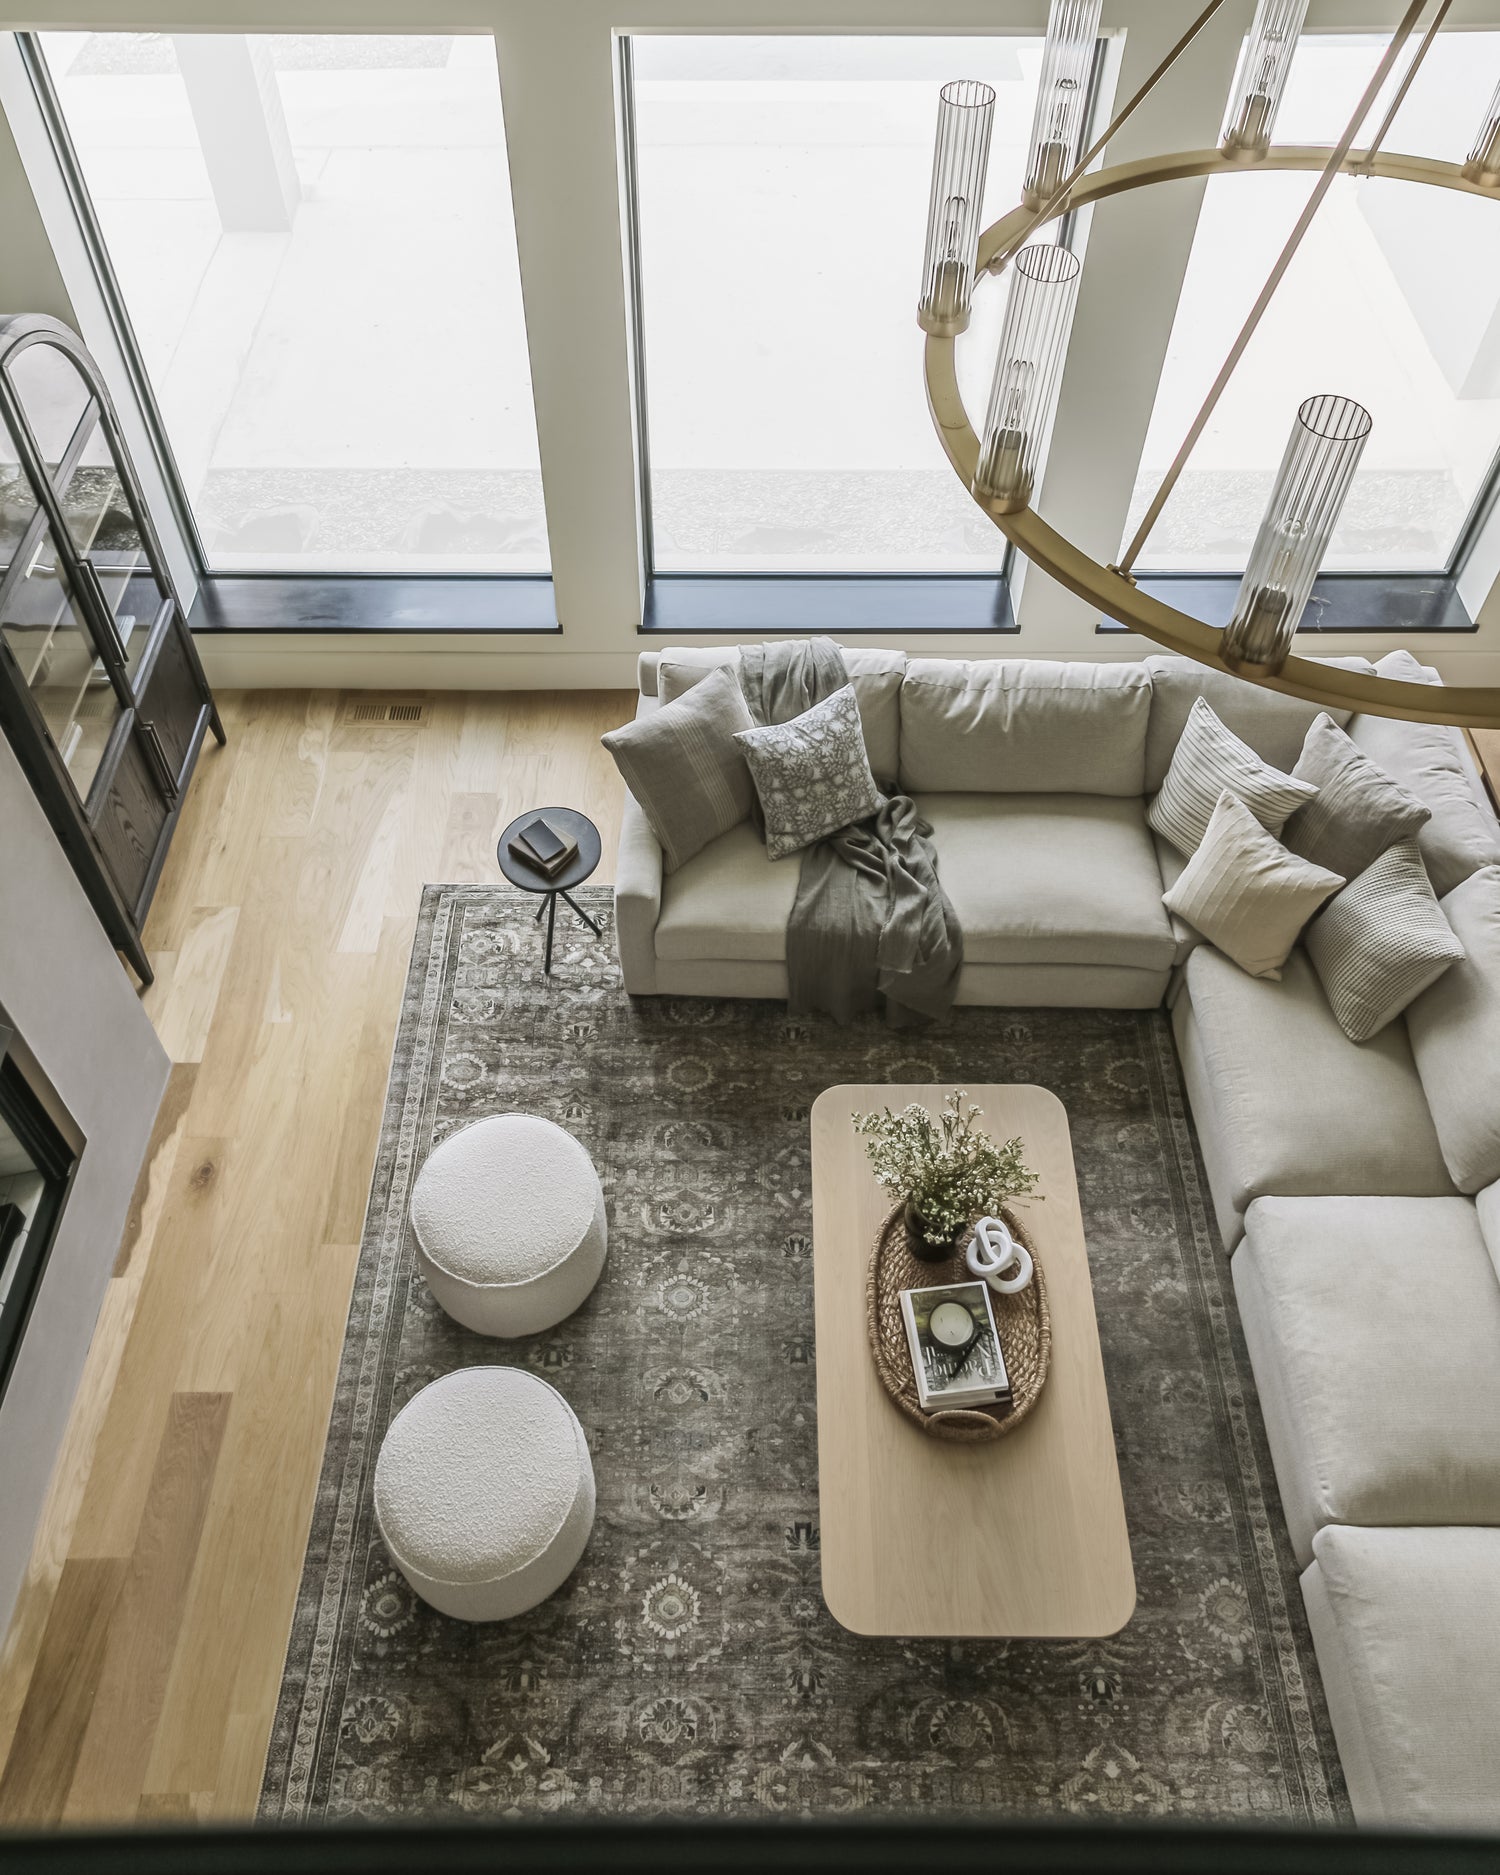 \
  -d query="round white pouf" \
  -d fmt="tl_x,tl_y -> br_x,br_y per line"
410,1114 -> 607,1337
374,1367 -> 595,1622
